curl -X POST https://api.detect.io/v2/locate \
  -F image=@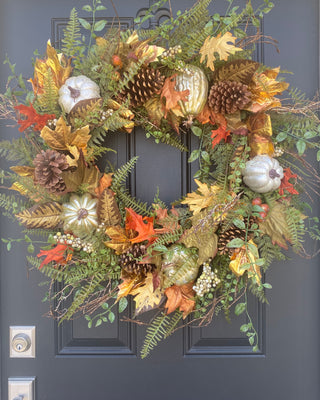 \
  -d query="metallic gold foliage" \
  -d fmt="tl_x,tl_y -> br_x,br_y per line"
16,202 -> 62,229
